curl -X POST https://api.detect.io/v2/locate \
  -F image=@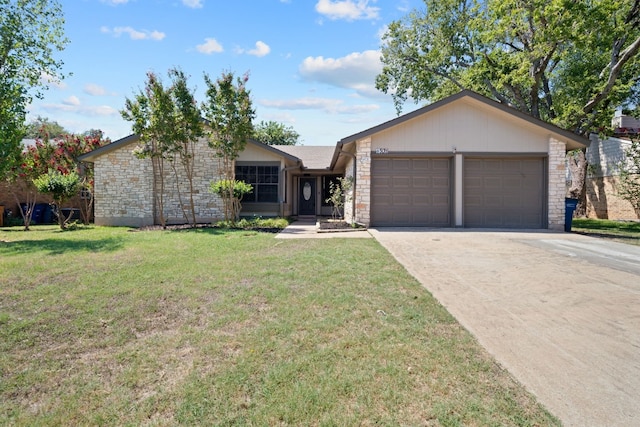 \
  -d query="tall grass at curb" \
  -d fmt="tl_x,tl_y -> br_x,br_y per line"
0,226 -> 559,426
